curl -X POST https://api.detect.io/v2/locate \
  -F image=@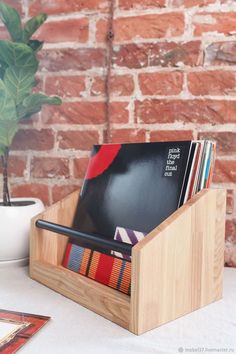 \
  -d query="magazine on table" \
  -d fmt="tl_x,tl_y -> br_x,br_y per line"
0,309 -> 50,354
